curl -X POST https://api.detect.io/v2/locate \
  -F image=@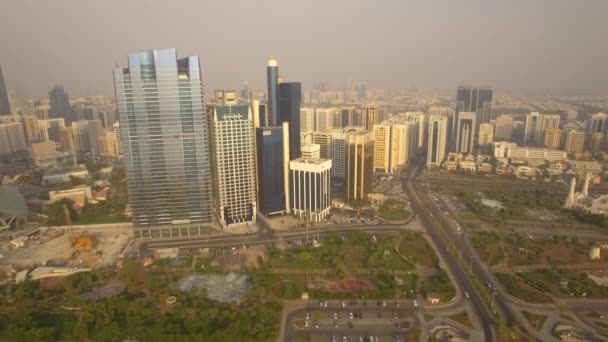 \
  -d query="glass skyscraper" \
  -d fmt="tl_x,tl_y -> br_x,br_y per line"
267,58 -> 279,125
113,48 -> 213,239
0,65 -> 11,115
279,82 -> 301,160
